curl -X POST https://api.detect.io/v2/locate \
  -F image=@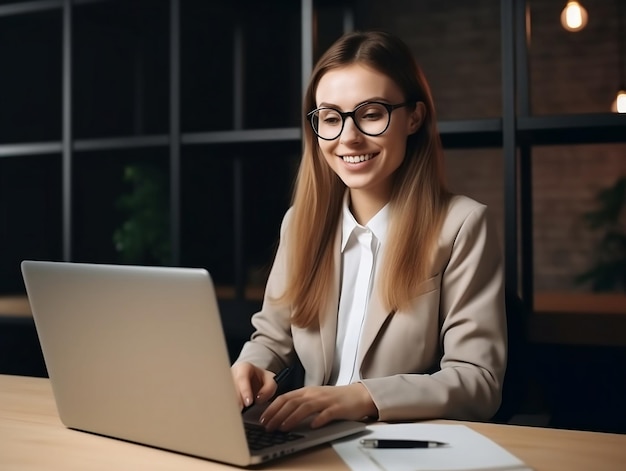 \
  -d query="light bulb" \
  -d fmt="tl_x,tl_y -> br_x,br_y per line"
561,1 -> 588,32
611,90 -> 626,113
